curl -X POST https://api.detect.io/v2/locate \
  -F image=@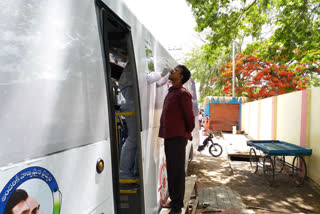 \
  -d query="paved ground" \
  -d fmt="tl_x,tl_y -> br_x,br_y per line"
197,186 -> 244,214
188,130 -> 320,213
